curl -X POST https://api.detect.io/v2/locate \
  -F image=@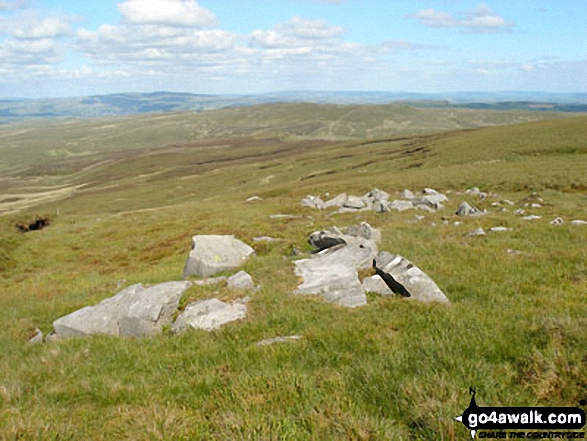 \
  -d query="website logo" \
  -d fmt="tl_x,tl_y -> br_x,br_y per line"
455,388 -> 586,439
